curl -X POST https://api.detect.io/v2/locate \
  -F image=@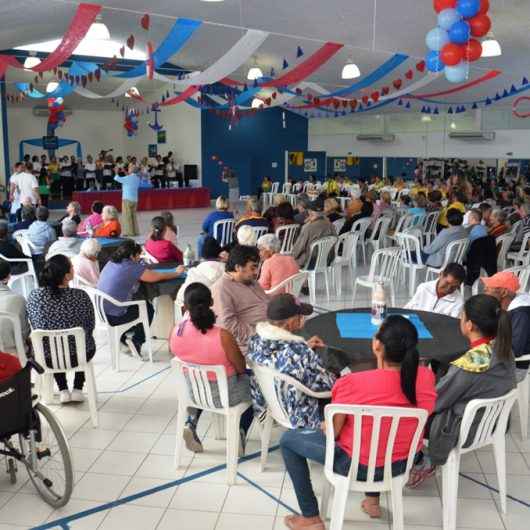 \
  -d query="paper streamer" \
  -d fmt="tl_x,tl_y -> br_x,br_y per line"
160,86 -> 199,106
73,77 -> 140,99
0,3 -> 101,78
69,61 -> 99,76
16,81 -> 75,99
